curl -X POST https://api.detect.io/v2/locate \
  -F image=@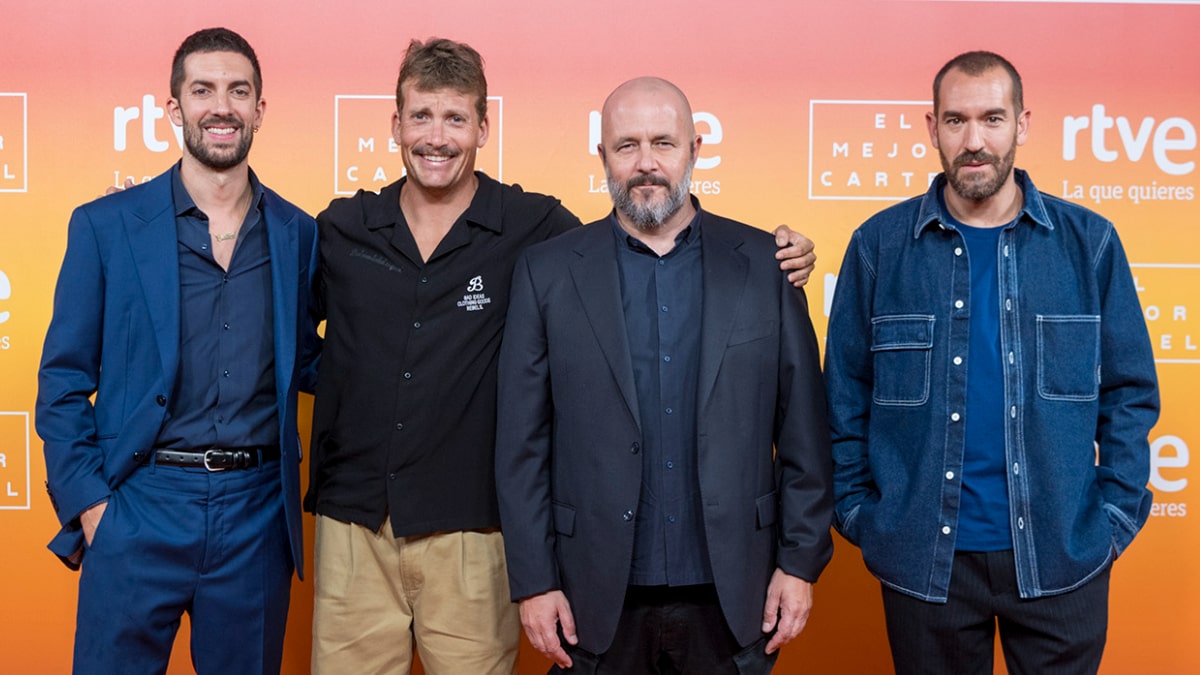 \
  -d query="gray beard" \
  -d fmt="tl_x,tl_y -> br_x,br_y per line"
607,164 -> 693,231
